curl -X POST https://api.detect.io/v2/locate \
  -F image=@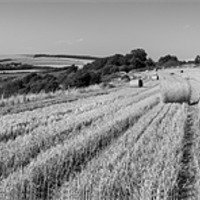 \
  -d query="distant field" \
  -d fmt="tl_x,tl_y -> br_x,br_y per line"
0,54 -> 95,68
0,68 -> 200,200
0,69 -> 41,74
0,54 -> 95,86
